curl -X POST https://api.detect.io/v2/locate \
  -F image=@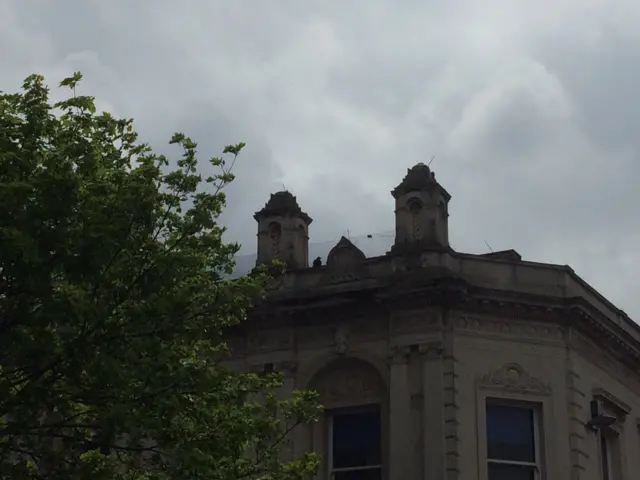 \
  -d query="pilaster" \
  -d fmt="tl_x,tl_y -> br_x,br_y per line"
420,341 -> 445,479
388,345 -> 411,480
275,361 -> 300,463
